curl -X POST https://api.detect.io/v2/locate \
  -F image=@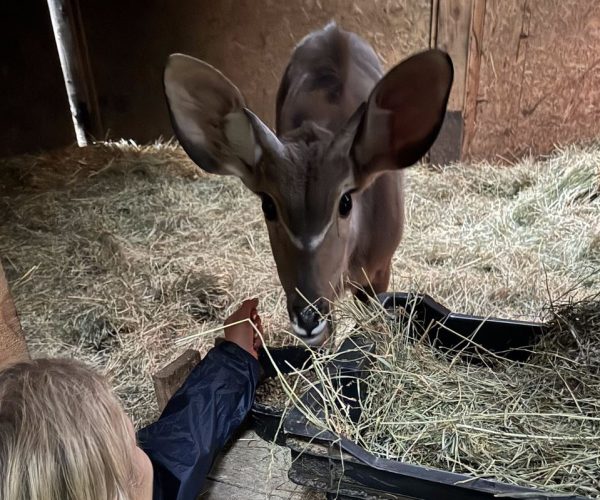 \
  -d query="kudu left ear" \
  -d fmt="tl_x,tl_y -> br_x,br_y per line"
163,54 -> 282,190
351,49 -> 453,181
